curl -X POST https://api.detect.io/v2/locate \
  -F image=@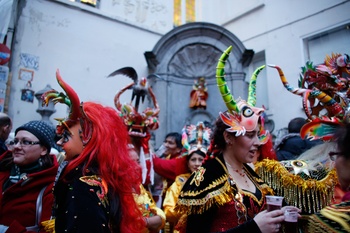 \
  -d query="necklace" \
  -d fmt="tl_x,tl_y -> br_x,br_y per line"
225,161 -> 250,187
